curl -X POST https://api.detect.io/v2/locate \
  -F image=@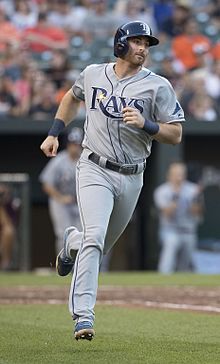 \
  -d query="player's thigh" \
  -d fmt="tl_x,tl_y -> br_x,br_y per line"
77,162 -> 115,249
104,173 -> 143,253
